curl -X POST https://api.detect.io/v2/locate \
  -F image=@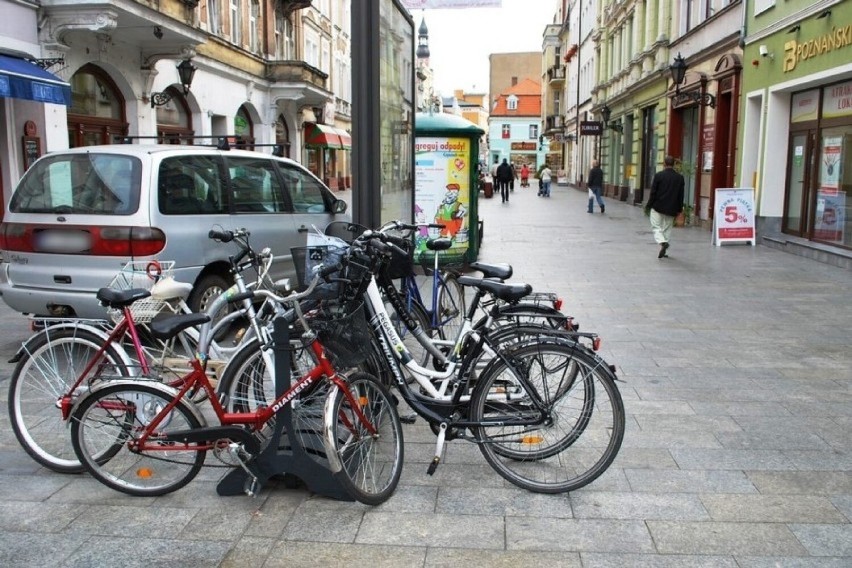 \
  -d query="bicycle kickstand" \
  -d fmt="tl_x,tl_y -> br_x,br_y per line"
227,443 -> 261,497
426,422 -> 448,475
